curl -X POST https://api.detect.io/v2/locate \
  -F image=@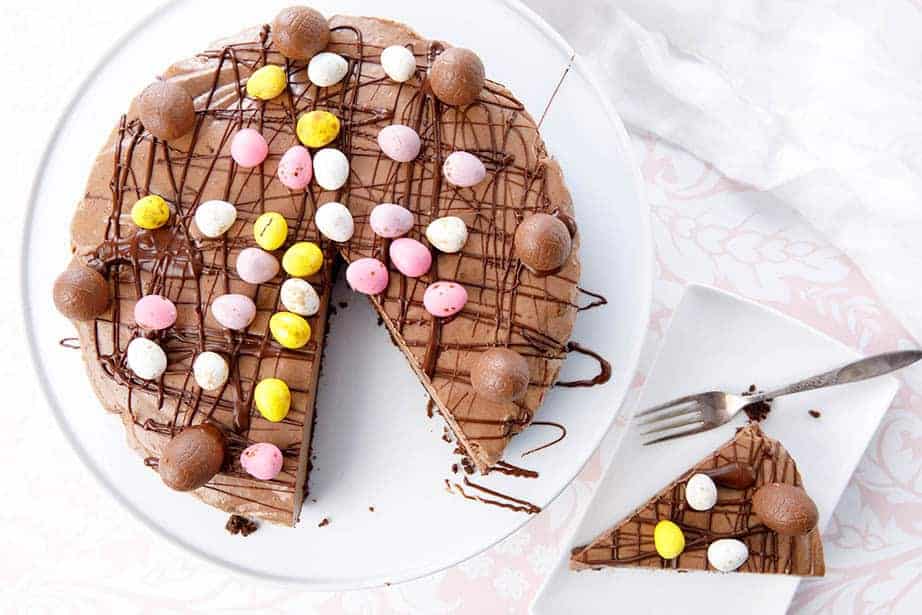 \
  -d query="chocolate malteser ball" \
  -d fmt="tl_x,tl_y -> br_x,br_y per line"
471,348 -> 530,403
272,6 -> 330,61
158,423 -> 226,491
514,213 -> 572,274
429,47 -> 485,107
136,81 -> 196,141
752,483 -> 819,536
53,265 -> 109,321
